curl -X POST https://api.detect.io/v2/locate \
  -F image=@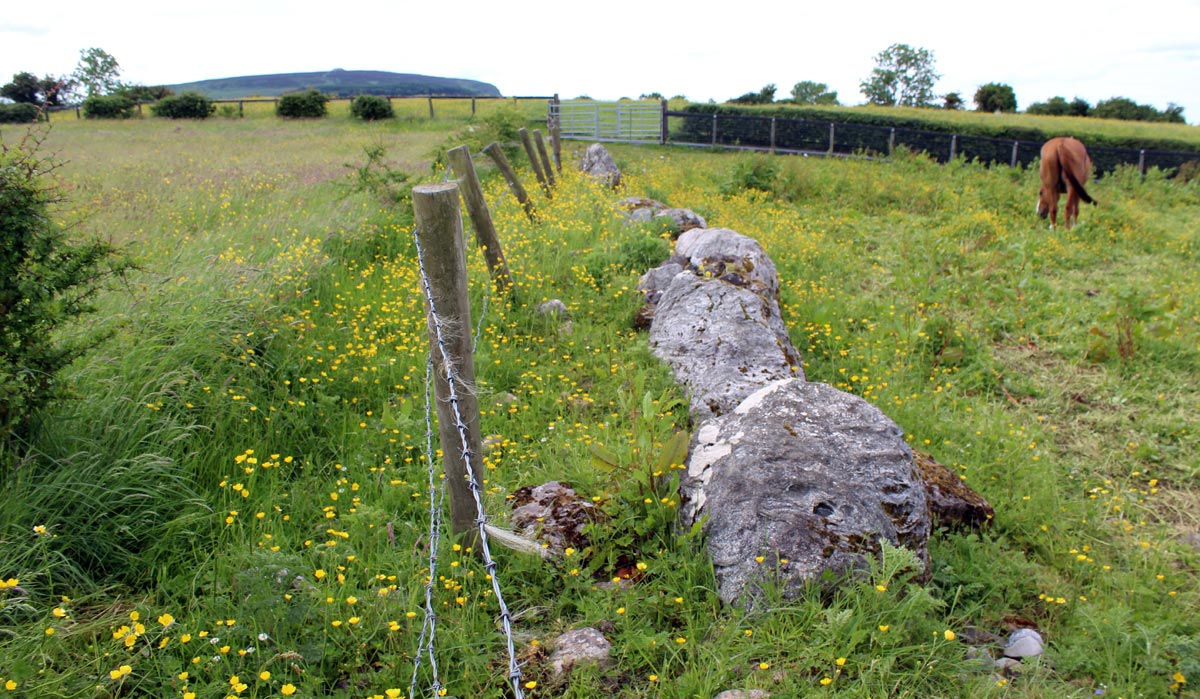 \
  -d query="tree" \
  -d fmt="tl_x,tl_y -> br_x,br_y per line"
72,47 -> 123,97
860,43 -> 940,107
1026,96 -> 1070,116
1,73 -> 74,108
788,81 -> 839,106
942,92 -> 964,110
974,82 -> 1017,112
729,84 -> 777,105
1,72 -> 40,104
